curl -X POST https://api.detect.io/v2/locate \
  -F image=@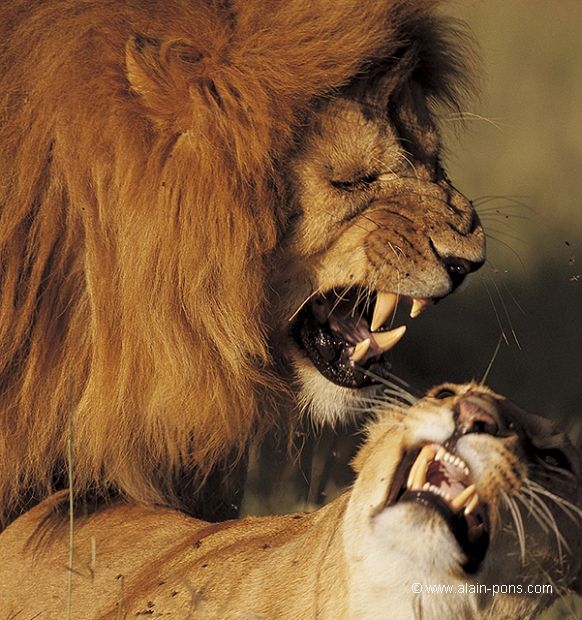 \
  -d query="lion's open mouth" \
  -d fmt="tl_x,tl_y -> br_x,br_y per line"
293,288 -> 431,388
386,443 -> 490,573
